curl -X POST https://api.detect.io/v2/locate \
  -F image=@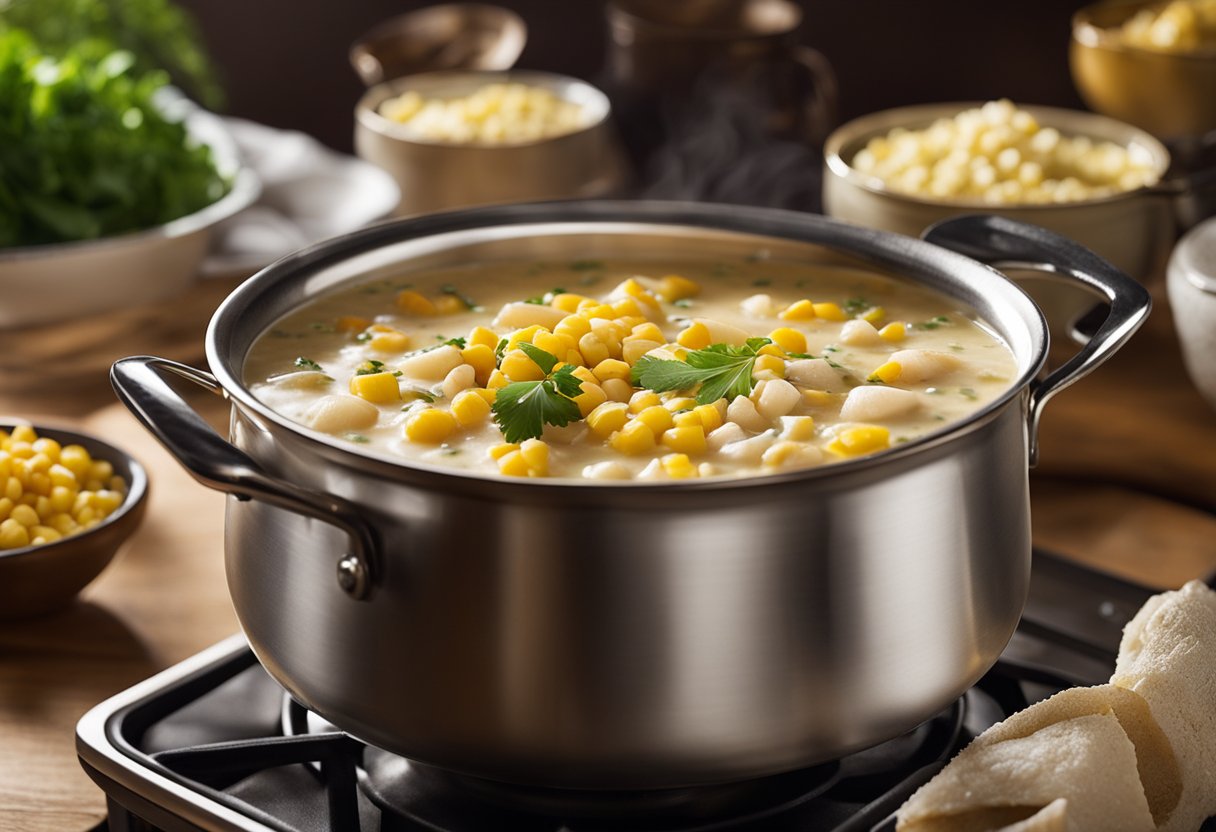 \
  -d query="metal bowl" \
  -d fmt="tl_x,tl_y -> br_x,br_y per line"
0,98 -> 259,330
822,102 -> 1174,278
1071,0 -> 1216,141
354,70 -> 629,217
0,425 -> 149,619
